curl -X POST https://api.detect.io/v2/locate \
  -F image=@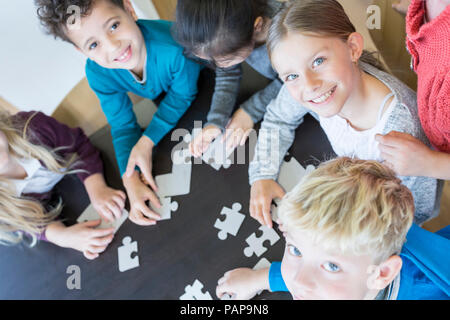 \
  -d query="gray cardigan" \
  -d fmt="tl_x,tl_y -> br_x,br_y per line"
249,62 -> 443,225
